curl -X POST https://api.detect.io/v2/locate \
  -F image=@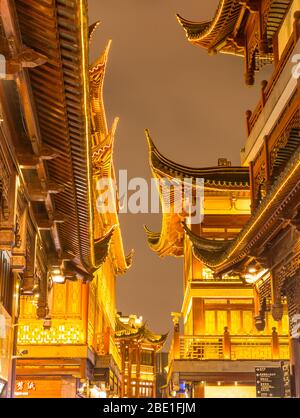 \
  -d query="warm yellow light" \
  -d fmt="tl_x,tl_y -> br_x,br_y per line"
52,268 -> 61,275
217,381 -> 221,386
248,267 -> 256,274
245,269 -> 268,284
52,274 -> 65,284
